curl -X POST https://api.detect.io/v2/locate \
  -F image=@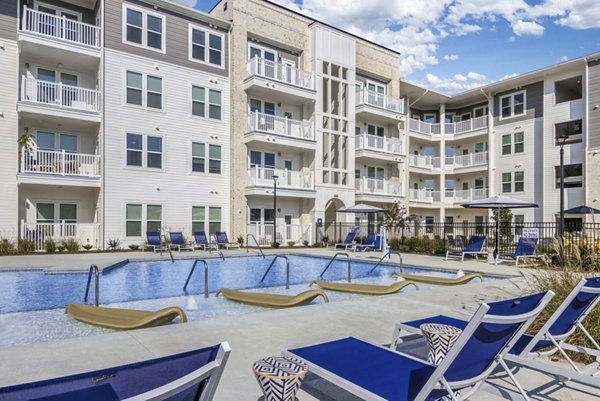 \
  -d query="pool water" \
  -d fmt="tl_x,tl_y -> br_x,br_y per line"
0,255 -> 490,348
